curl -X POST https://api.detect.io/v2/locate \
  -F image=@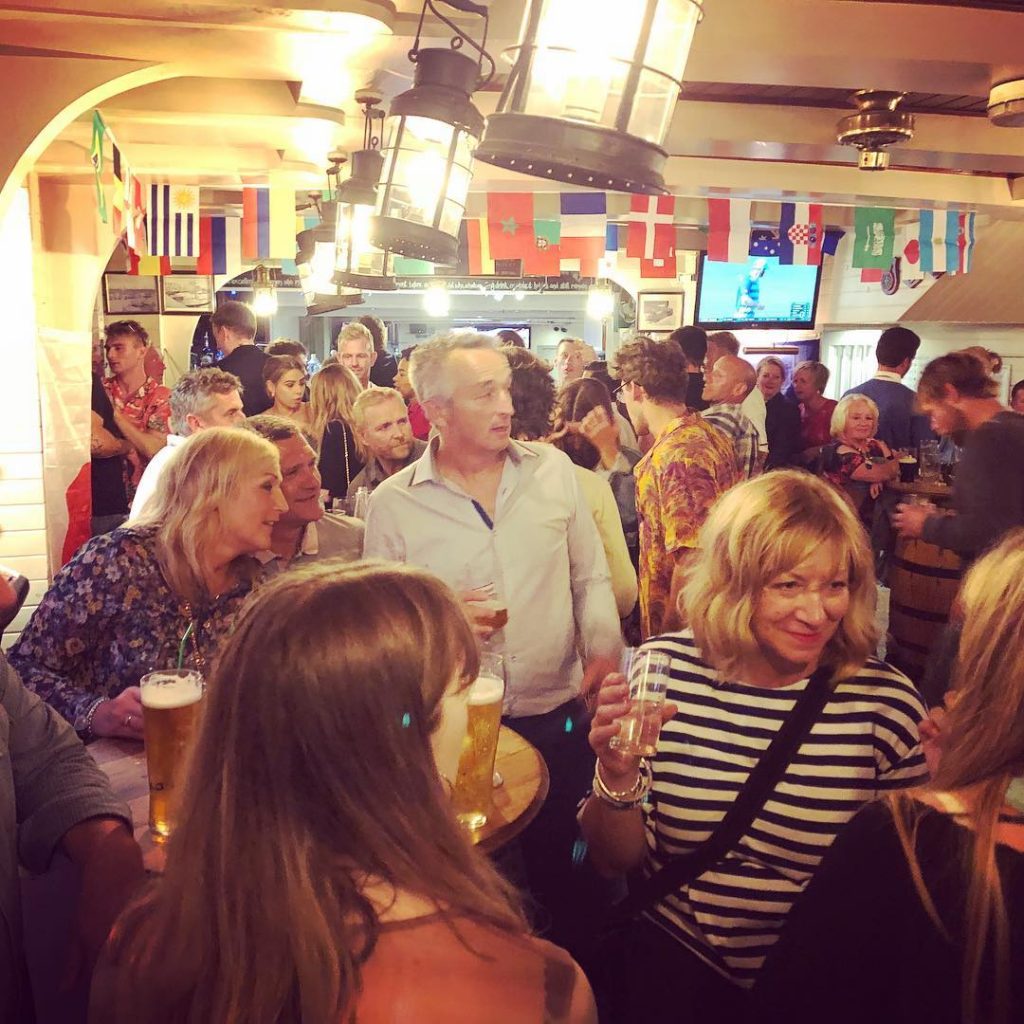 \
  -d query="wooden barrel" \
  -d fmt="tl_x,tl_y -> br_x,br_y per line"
887,538 -> 963,681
